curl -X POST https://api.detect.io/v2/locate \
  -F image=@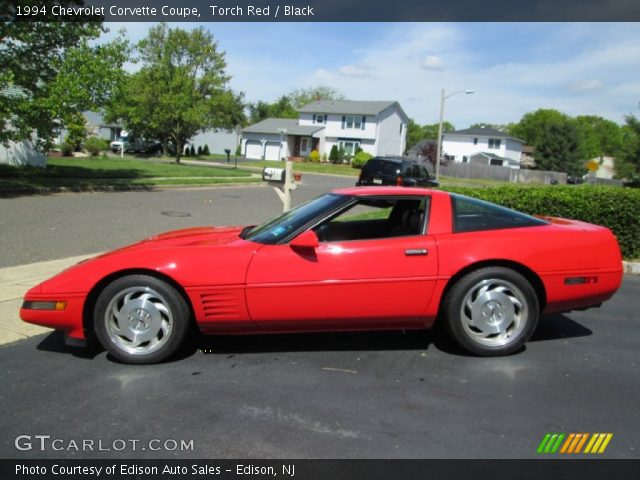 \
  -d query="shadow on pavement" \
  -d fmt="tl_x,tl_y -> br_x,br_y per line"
529,314 -> 592,342
36,331 -> 102,360
32,313 -> 593,363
